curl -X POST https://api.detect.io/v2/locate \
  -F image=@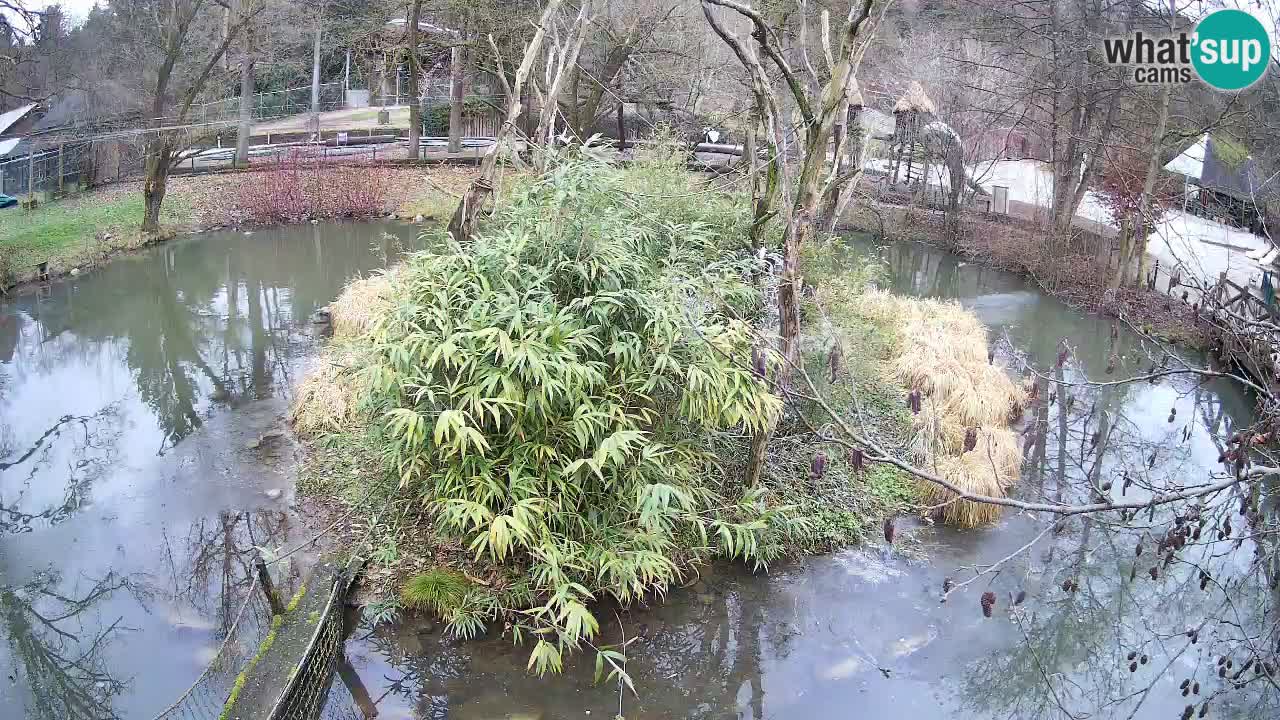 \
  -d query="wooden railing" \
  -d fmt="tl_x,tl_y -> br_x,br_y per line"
1212,272 -> 1278,324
